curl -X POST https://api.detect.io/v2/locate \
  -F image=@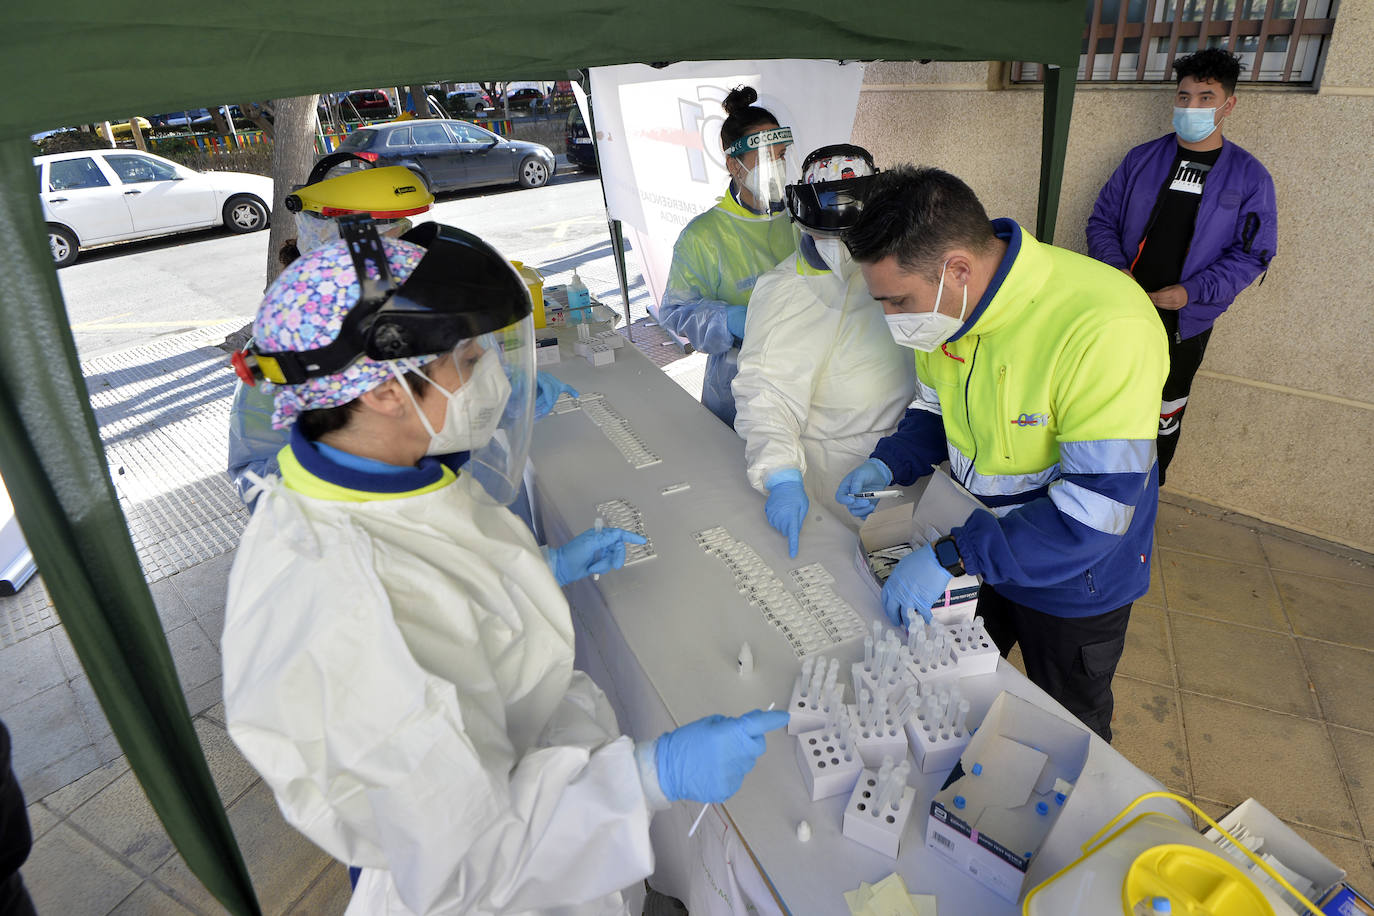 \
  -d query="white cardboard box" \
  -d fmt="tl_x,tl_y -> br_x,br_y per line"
1205,798 -> 1347,909
926,692 -> 1091,902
